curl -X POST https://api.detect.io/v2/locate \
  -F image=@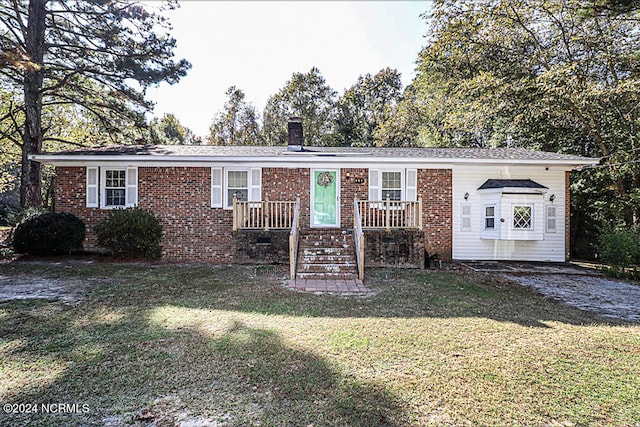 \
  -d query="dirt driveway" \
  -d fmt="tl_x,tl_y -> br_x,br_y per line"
0,273 -> 87,302
461,261 -> 640,323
